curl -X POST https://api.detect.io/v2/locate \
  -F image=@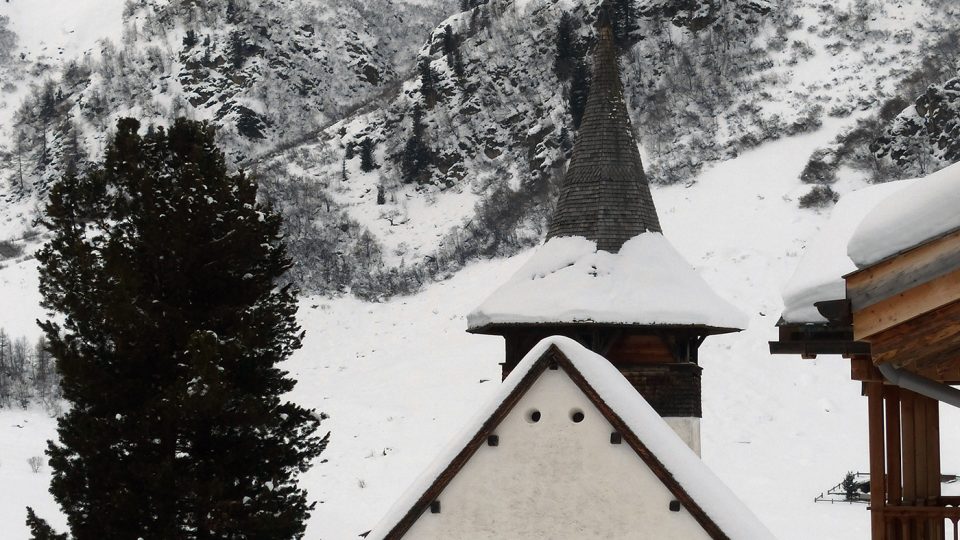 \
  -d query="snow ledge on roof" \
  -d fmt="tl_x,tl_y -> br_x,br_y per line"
467,233 -> 747,331
848,161 -> 960,268
366,336 -> 775,540
780,179 -> 914,323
